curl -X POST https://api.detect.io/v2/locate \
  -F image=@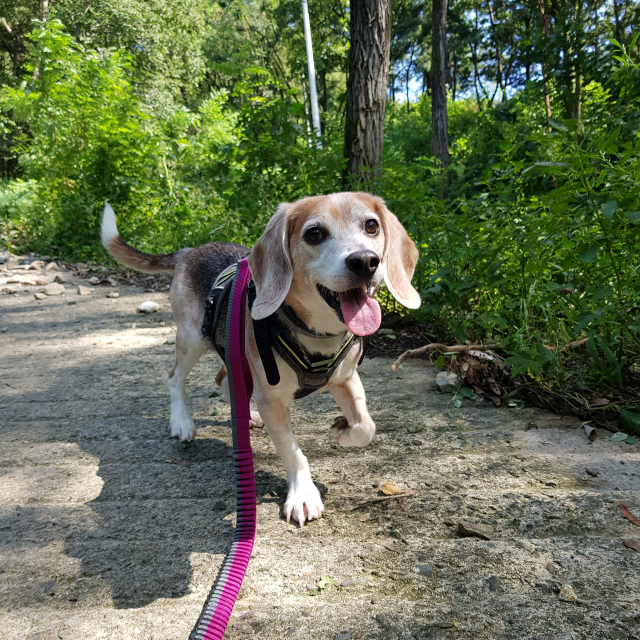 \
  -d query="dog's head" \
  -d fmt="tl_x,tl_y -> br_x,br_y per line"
248,192 -> 420,336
